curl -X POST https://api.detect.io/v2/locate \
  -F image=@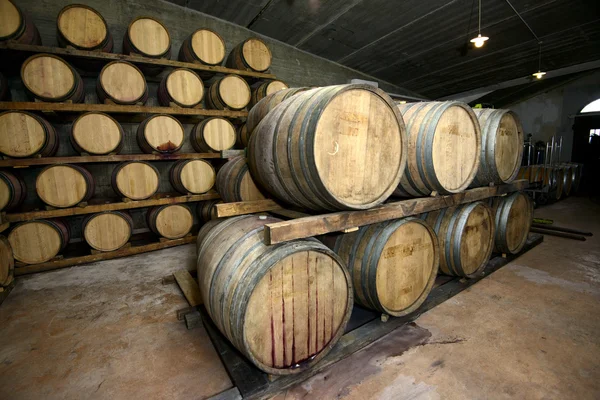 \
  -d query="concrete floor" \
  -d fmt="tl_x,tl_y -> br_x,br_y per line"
0,196 -> 598,399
